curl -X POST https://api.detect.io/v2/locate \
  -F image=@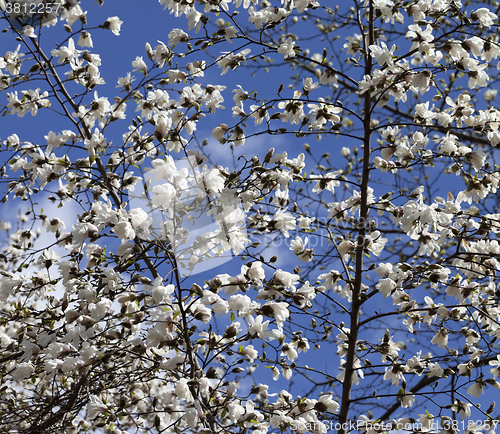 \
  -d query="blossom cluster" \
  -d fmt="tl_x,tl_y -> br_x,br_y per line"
2,0 -> 500,433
